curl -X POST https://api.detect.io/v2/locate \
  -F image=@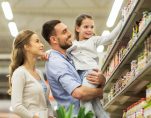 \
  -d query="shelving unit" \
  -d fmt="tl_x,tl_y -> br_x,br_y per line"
104,20 -> 151,92
104,60 -> 151,116
101,0 -> 144,72
101,0 -> 151,117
